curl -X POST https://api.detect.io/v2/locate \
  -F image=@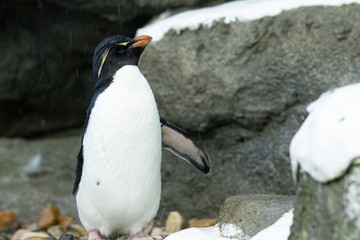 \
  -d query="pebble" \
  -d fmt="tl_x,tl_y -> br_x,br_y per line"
47,226 -> 63,239
165,211 -> 184,234
0,211 -> 18,229
37,205 -> 60,229
150,227 -> 164,236
58,214 -> 74,232
11,229 -> 30,240
20,232 -> 50,240
188,218 -> 216,228
67,225 -> 88,237
26,224 -> 39,232
1,233 -> 10,240
59,234 -> 78,240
